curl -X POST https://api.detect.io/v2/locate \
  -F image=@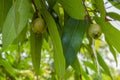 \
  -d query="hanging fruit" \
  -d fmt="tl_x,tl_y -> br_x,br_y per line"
88,24 -> 102,39
32,17 -> 45,34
